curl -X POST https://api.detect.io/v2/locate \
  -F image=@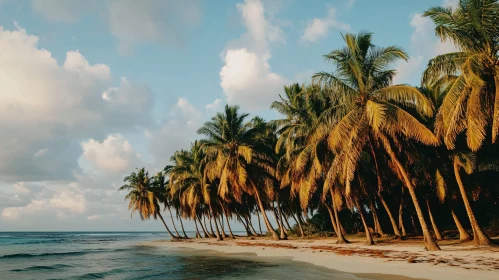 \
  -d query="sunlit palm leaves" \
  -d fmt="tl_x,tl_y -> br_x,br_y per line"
423,0 -> 499,151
